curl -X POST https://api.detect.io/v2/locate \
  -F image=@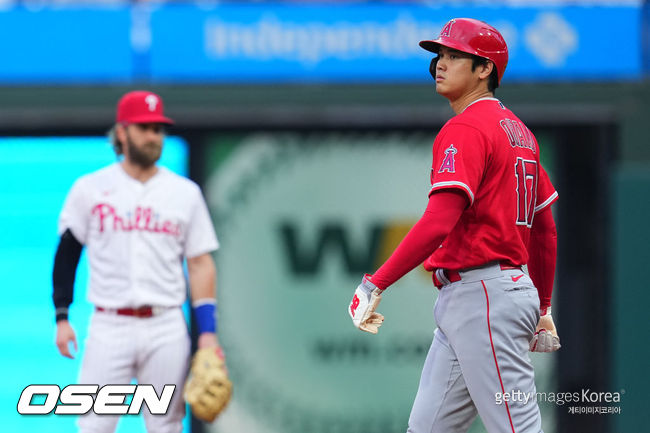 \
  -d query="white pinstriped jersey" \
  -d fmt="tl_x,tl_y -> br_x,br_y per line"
58,163 -> 218,308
